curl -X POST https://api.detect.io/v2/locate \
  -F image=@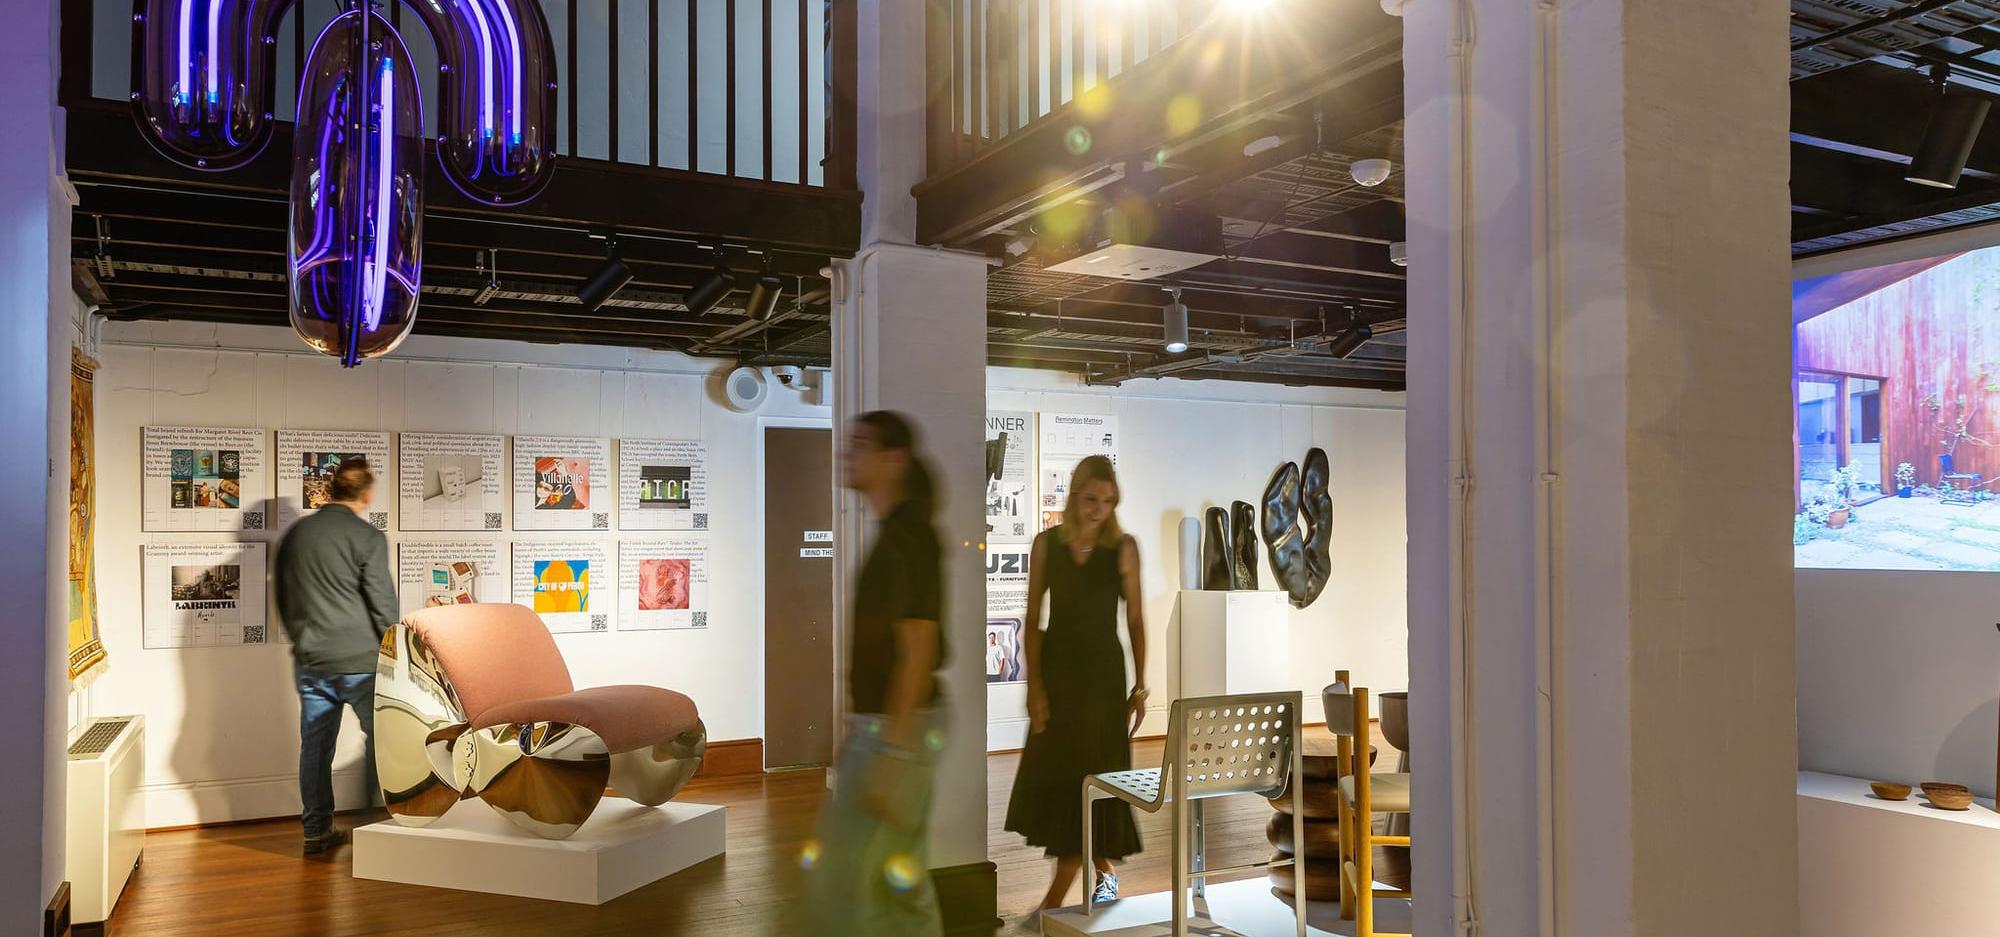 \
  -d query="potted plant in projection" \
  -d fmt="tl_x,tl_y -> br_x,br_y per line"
1895,462 -> 1916,498
1805,493 -> 1850,530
